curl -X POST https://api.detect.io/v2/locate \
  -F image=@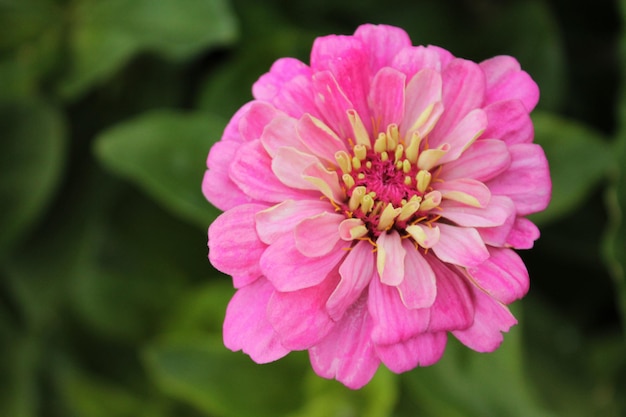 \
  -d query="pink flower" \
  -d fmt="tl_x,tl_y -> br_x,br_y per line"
203,24 -> 551,389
